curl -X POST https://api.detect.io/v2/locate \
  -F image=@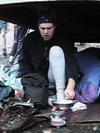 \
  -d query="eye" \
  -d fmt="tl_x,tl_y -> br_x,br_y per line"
40,27 -> 45,30
47,27 -> 52,30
